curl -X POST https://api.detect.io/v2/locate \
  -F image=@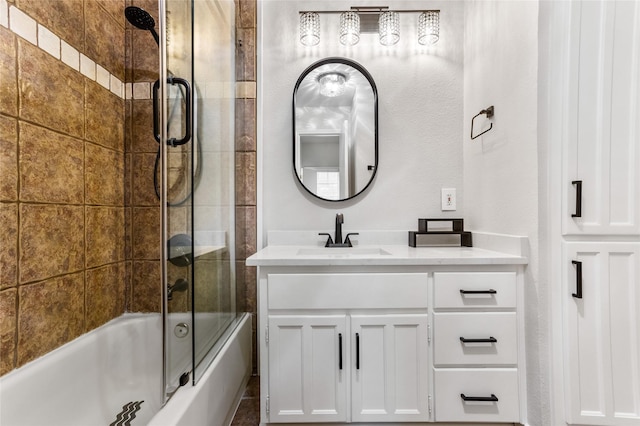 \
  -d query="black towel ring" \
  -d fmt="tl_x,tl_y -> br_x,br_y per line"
470,105 -> 494,140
